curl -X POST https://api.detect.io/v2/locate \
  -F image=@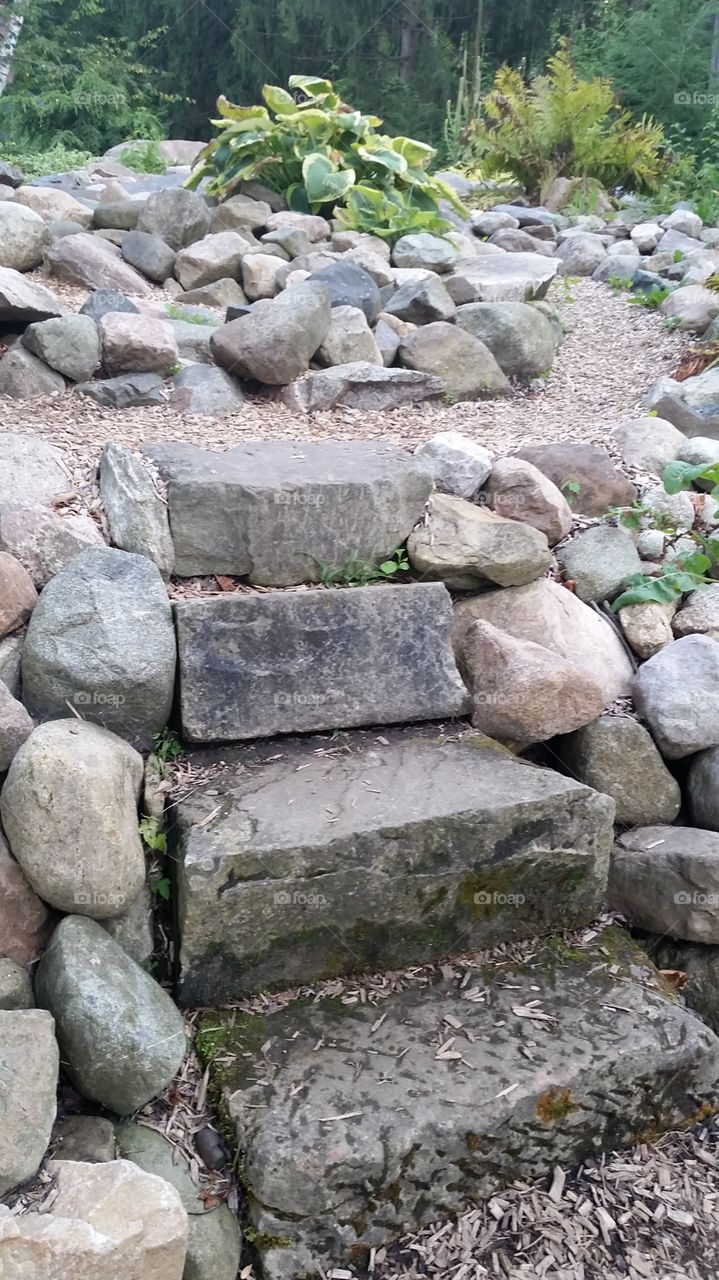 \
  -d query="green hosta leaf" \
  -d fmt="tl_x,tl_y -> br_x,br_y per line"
663,460 -> 719,493
288,74 -> 336,101
302,154 -> 355,205
391,135 -> 436,167
215,97 -> 270,123
262,83 -> 296,113
356,143 -> 407,175
286,183 -> 311,212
